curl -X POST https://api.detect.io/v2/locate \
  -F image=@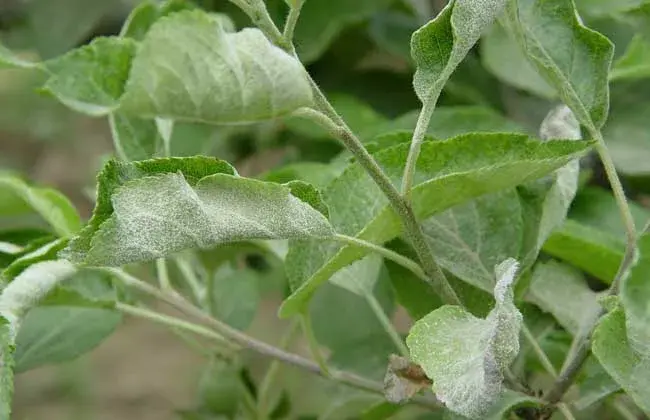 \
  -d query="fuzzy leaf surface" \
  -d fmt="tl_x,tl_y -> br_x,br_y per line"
412,0 -> 507,103
406,259 -> 523,418
43,37 -> 136,116
121,10 -> 312,124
